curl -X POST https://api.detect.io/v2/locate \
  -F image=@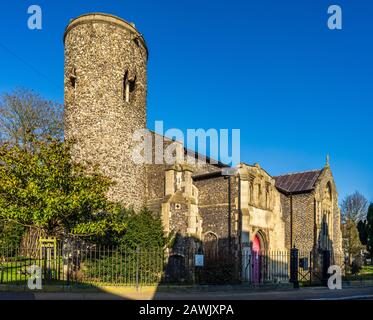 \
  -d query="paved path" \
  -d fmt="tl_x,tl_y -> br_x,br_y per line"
0,286 -> 373,300
153,286 -> 373,300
